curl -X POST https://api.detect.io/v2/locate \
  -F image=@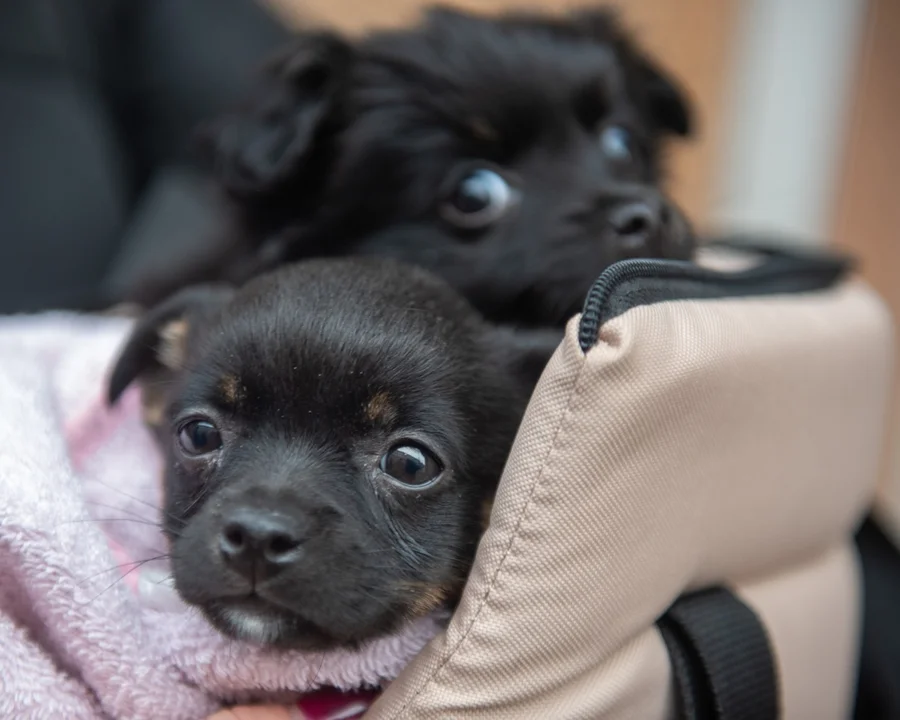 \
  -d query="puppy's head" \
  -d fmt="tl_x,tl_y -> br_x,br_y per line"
201,5 -> 695,327
108,258 -> 558,649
